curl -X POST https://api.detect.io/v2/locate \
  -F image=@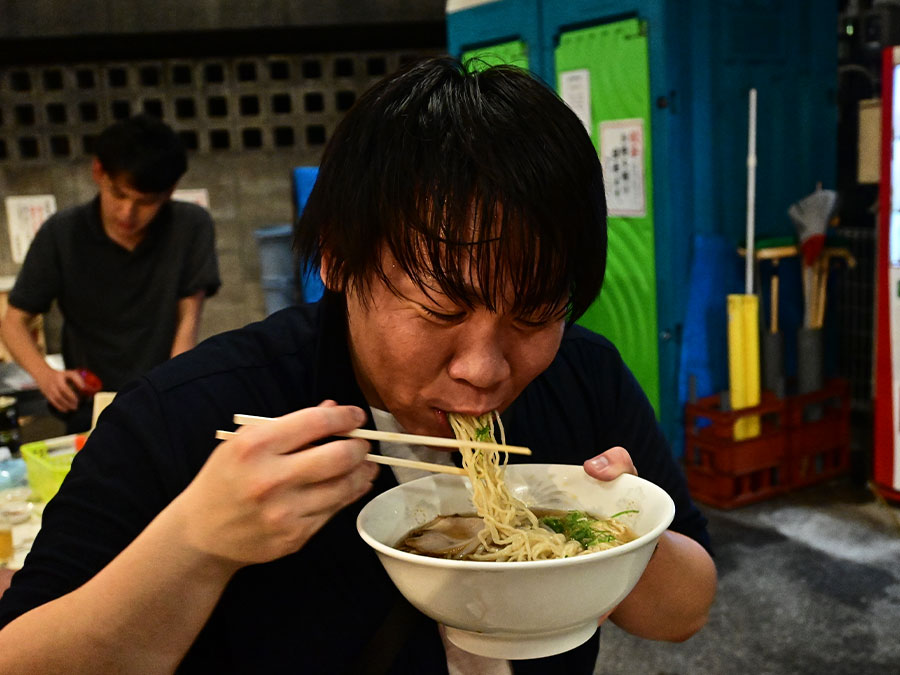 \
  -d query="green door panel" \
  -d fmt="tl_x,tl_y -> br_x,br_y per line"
462,40 -> 530,70
555,18 -> 660,412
